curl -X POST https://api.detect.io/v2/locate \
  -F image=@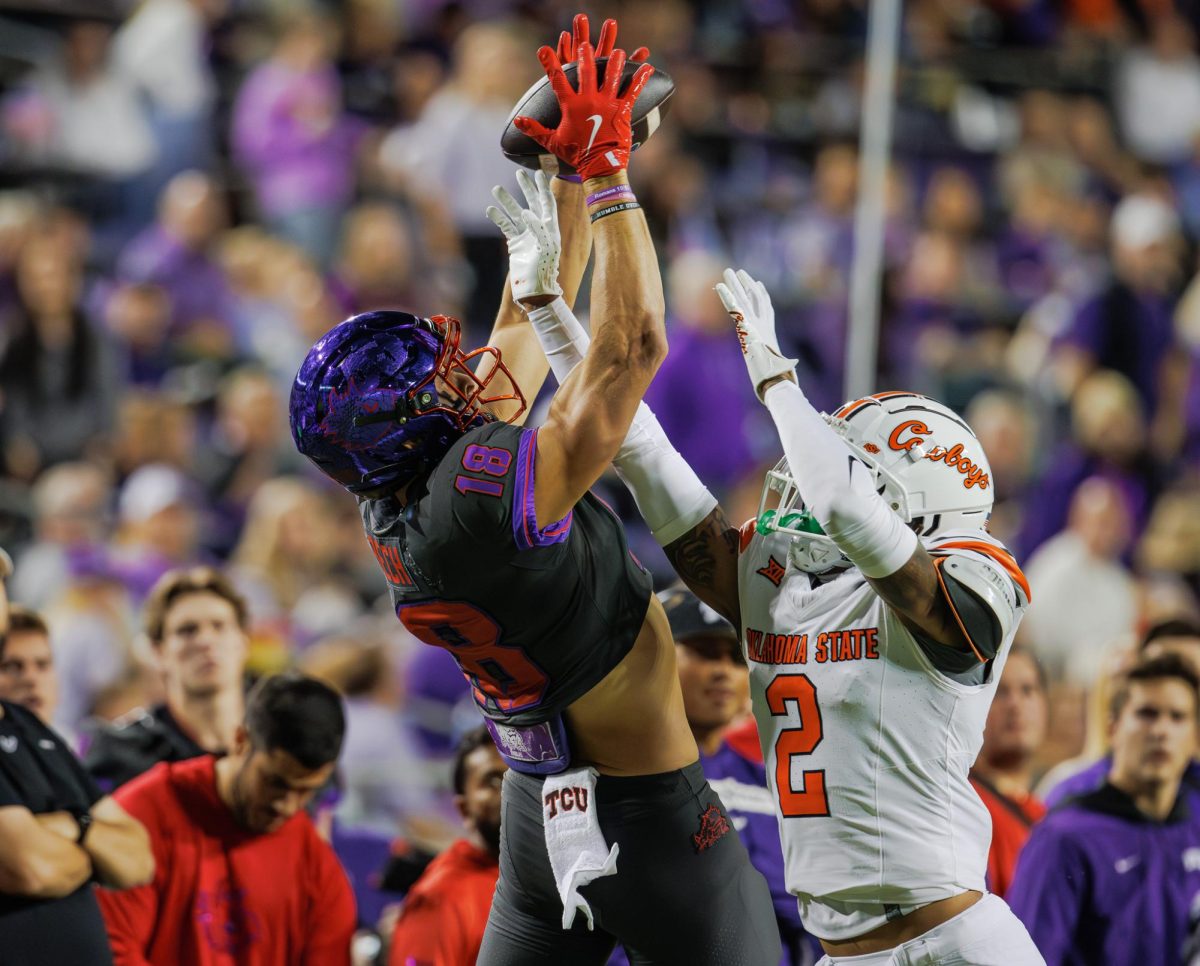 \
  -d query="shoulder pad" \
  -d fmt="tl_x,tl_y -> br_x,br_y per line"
939,553 -> 1020,643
